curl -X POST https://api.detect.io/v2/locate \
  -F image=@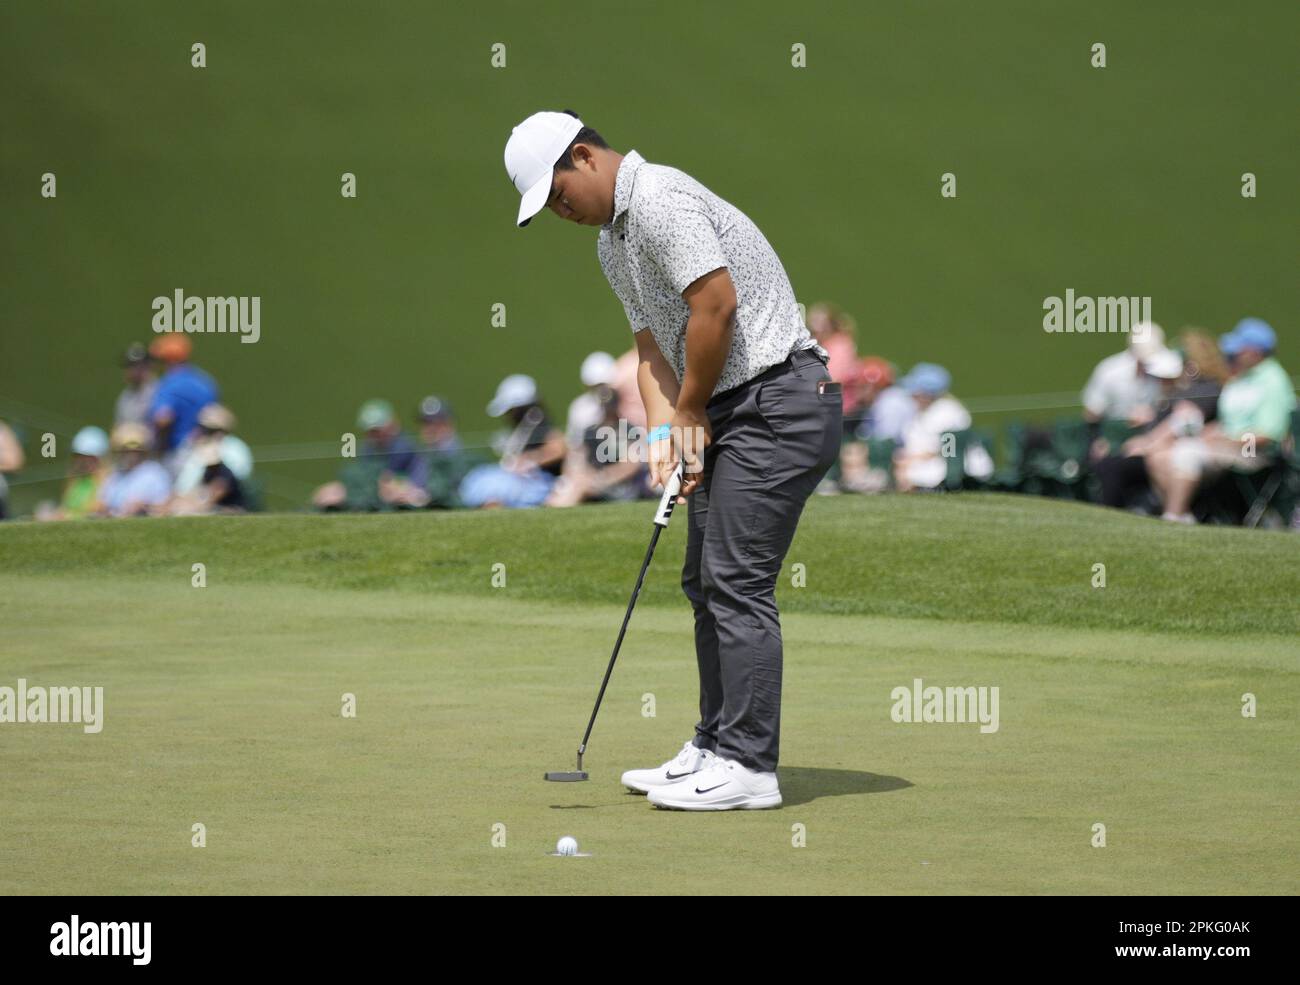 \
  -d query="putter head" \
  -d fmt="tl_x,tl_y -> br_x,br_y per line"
544,771 -> 589,782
